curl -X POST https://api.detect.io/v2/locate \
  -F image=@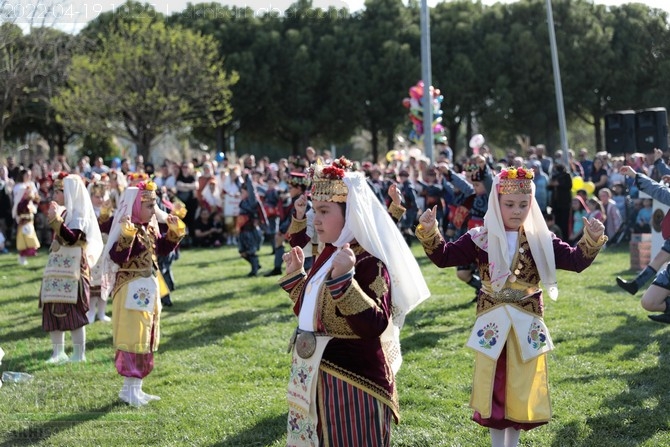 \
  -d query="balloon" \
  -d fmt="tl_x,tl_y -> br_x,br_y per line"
571,176 -> 584,192
469,134 -> 485,149
583,181 -> 595,195
215,152 -> 225,162
405,80 -> 445,145
386,150 -> 398,162
409,86 -> 423,100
